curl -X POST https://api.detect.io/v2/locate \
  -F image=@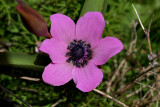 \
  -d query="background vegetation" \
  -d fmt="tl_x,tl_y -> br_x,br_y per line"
0,0 -> 160,106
